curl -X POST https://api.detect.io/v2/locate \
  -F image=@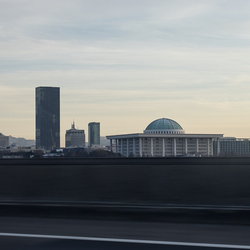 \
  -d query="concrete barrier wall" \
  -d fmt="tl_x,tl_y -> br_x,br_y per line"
0,157 -> 250,206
